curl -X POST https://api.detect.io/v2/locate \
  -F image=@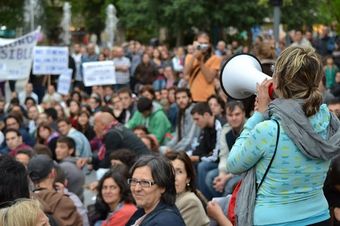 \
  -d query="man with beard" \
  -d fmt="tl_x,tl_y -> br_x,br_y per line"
162,88 -> 200,153
184,32 -> 221,102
